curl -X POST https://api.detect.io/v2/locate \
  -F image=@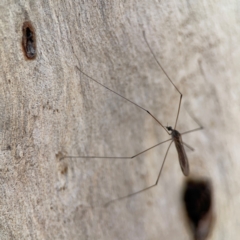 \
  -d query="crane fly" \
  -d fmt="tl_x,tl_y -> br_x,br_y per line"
61,31 -> 203,206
